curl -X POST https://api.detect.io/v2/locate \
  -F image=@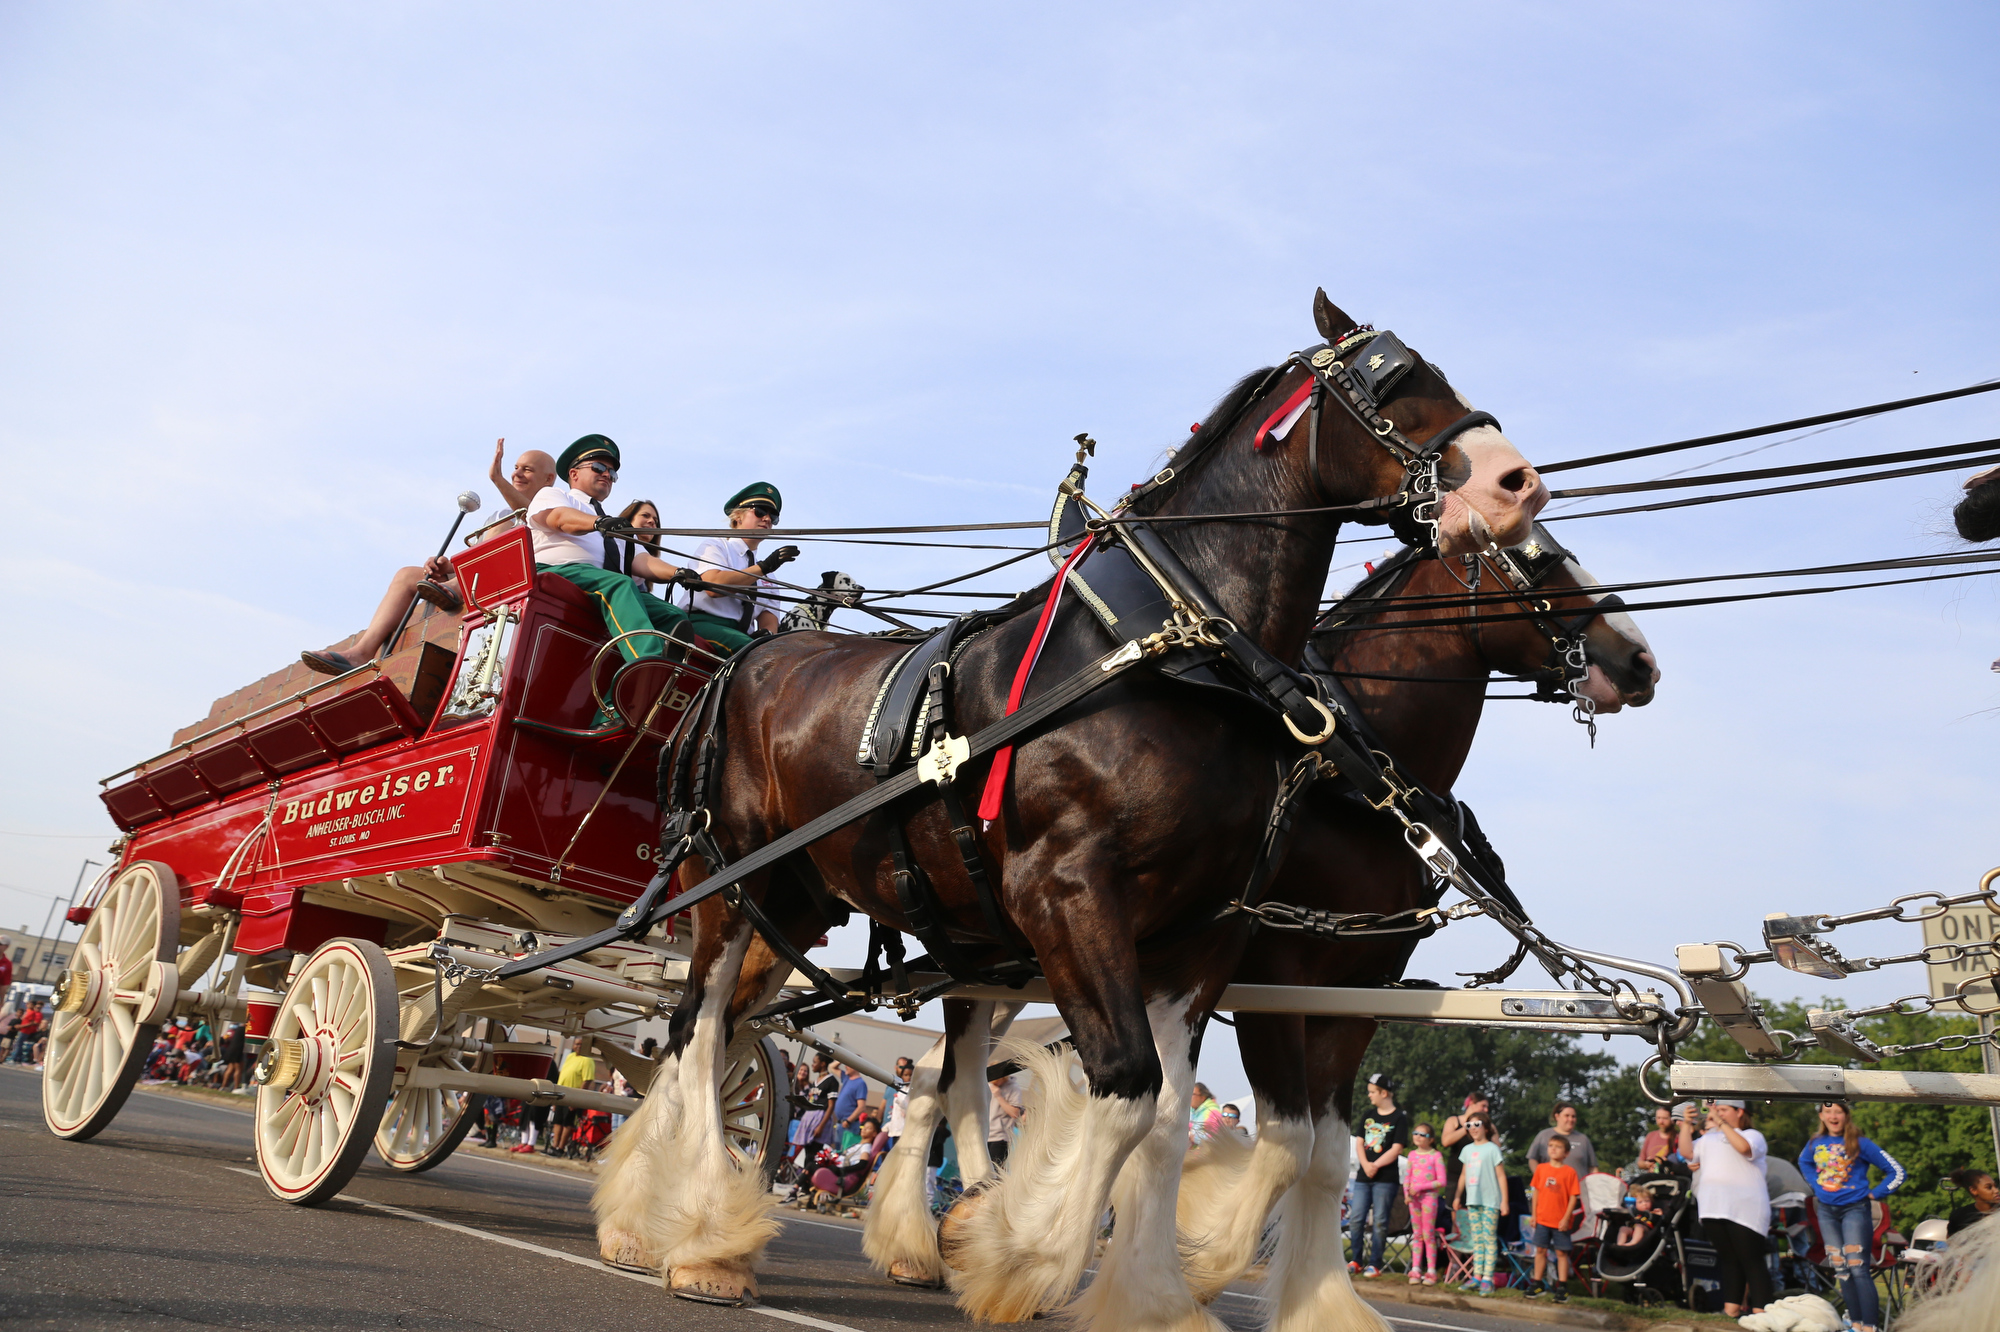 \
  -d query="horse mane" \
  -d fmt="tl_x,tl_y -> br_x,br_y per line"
972,365 -> 1282,628
1120,365 -> 1279,518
